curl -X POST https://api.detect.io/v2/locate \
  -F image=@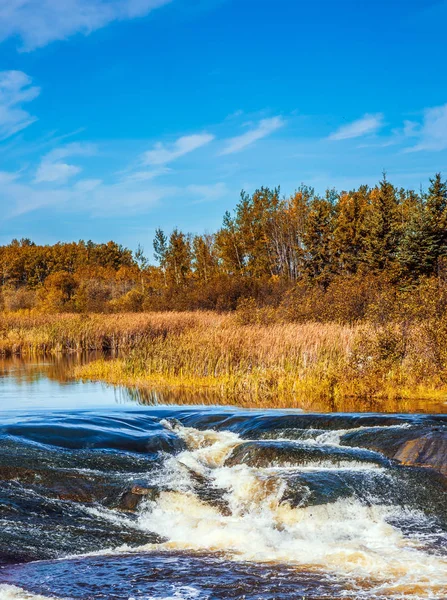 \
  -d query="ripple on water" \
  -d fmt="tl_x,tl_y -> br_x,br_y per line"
0,406 -> 446,598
